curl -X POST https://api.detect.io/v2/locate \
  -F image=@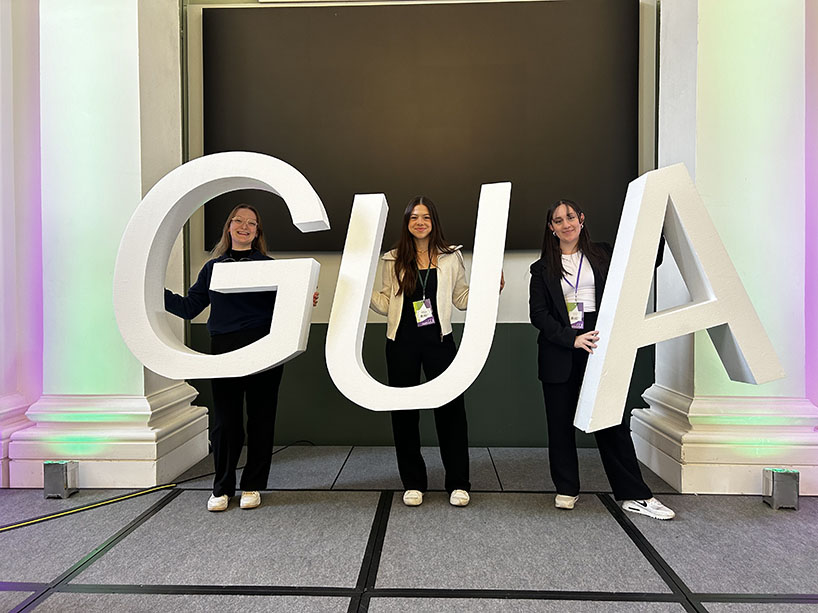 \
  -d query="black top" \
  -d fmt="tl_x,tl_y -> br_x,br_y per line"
528,238 -> 663,384
529,243 -> 611,383
164,248 -> 277,336
396,268 -> 442,341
